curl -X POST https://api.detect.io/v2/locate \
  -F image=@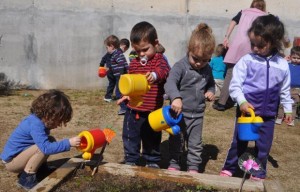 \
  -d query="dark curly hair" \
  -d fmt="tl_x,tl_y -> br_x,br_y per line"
30,89 -> 73,128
